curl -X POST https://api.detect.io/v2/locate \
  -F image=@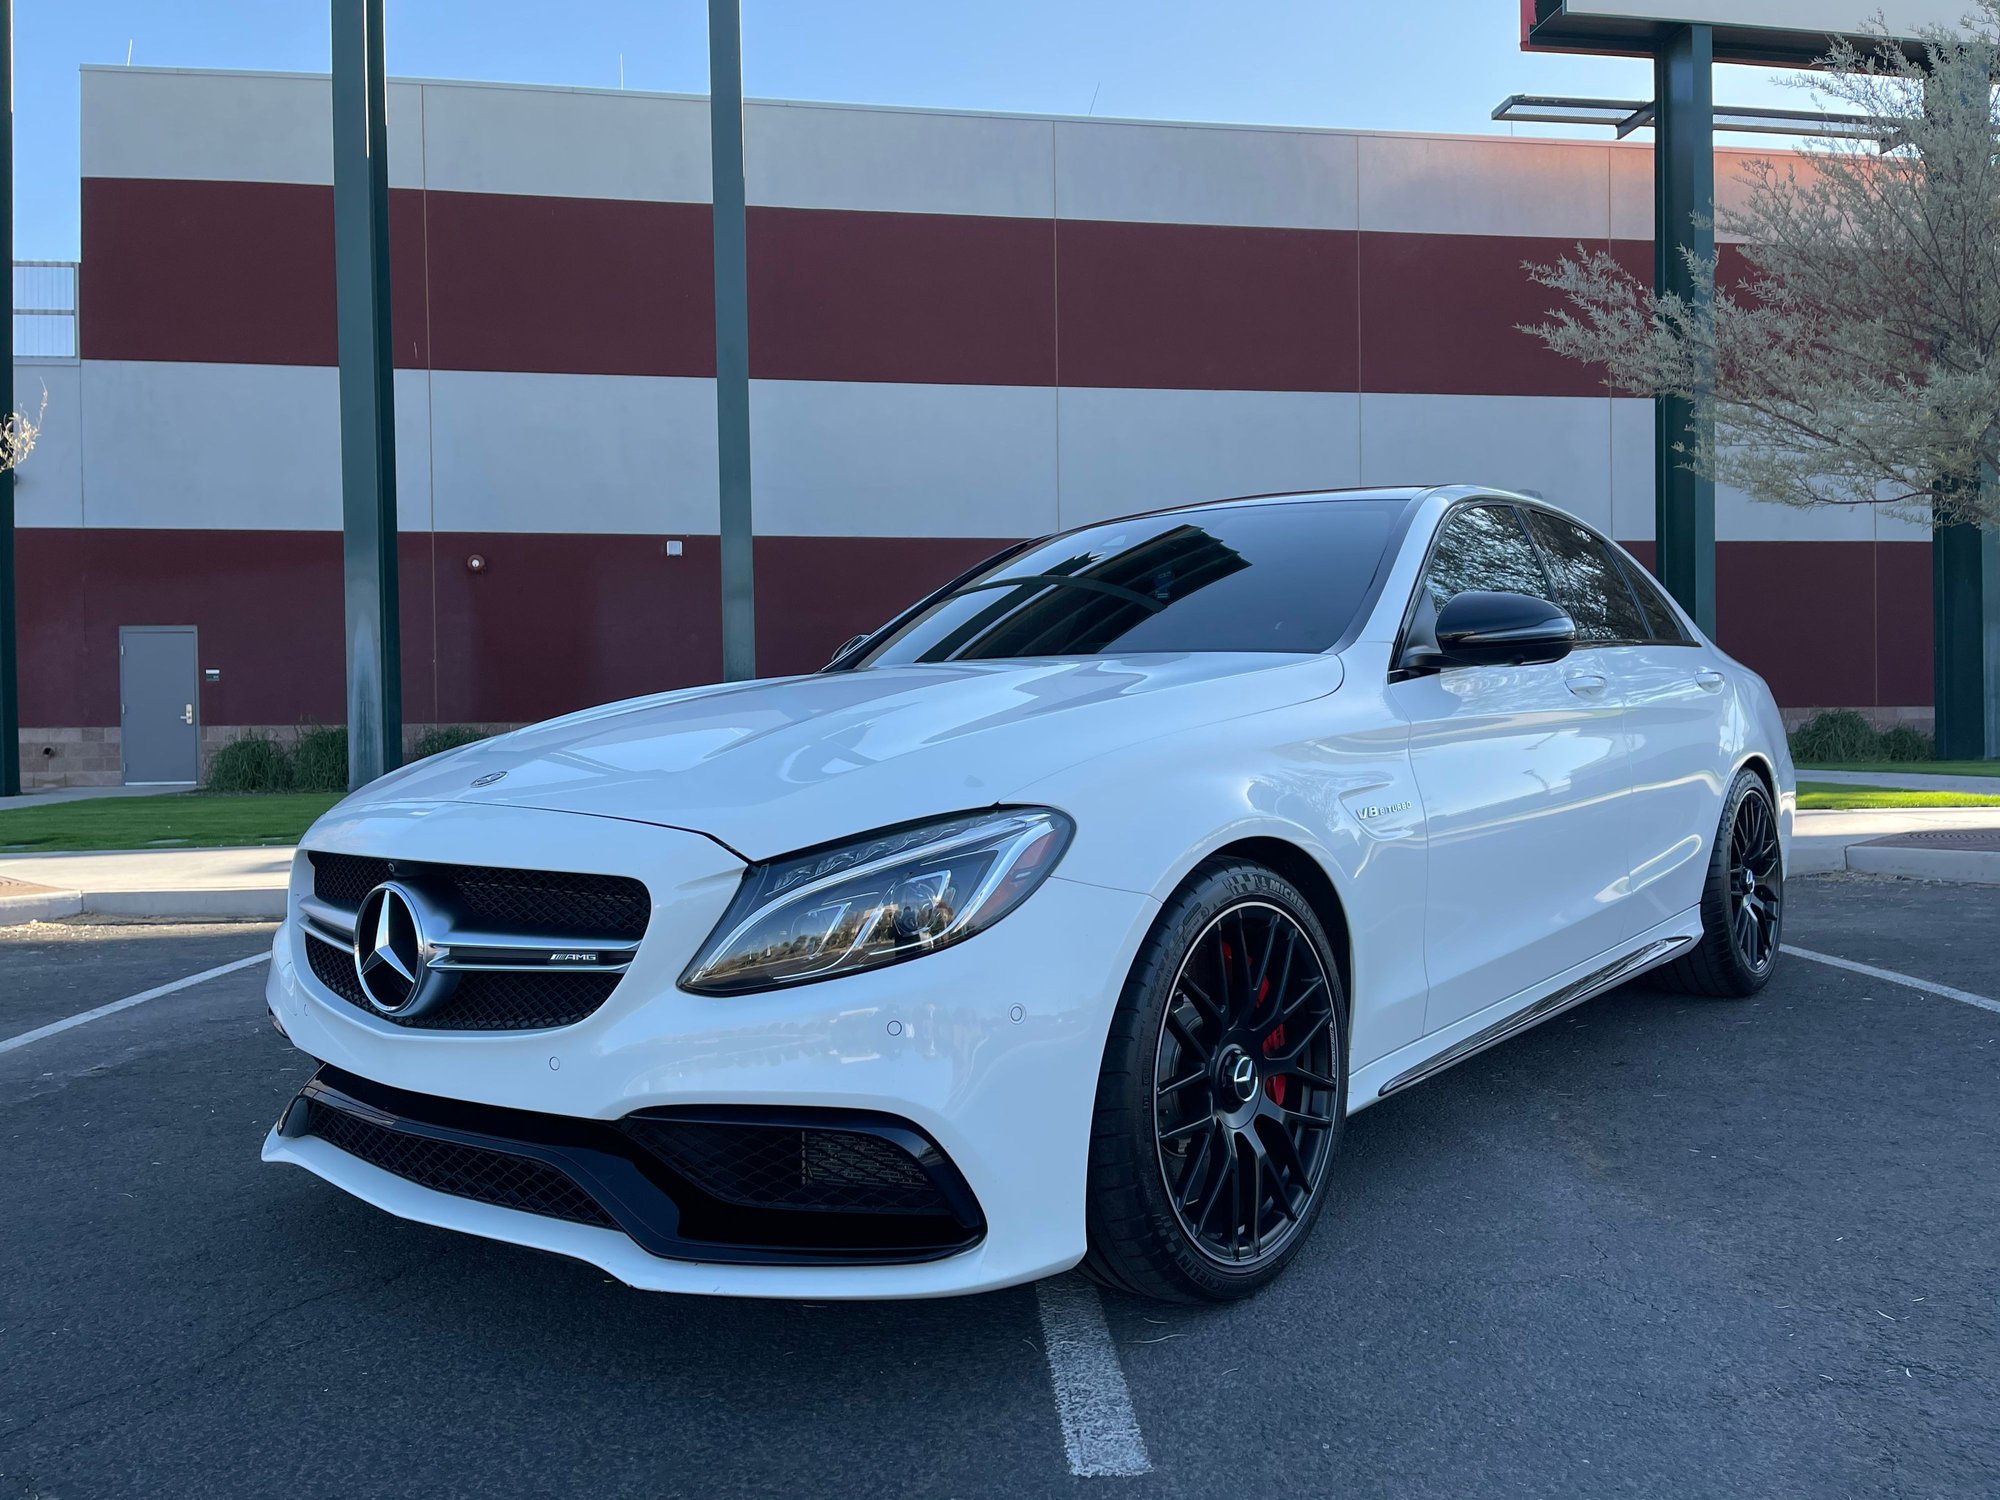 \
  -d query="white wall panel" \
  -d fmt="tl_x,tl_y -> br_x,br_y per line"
1609,398 -> 1657,542
750,380 -> 1057,537
1055,121 -> 1357,229
1361,394 -> 1617,531
1612,146 -> 1788,244
82,361 -> 340,529
1359,135 -> 1611,239
428,370 -> 717,534
421,84 -> 710,203
1055,388 -> 1360,529
748,104 -> 1053,218
81,68 -> 421,187
13,362 -> 83,527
